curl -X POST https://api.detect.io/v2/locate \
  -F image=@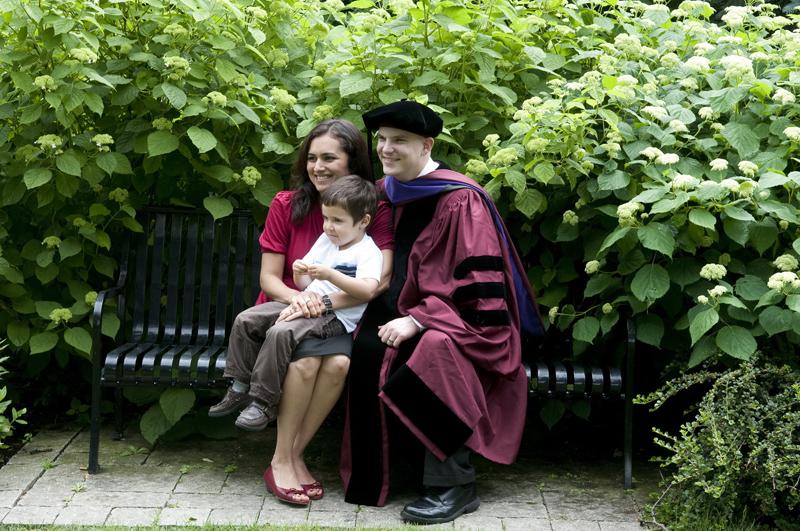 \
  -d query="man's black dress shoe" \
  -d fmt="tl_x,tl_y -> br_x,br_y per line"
400,483 -> 480,524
